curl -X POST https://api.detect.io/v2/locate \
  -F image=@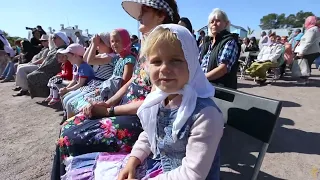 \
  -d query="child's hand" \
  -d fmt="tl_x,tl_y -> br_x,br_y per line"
92,35 -> 100,45
117,157 -> 141,180
59,88 -> 68,96
117,166 -> 136,180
